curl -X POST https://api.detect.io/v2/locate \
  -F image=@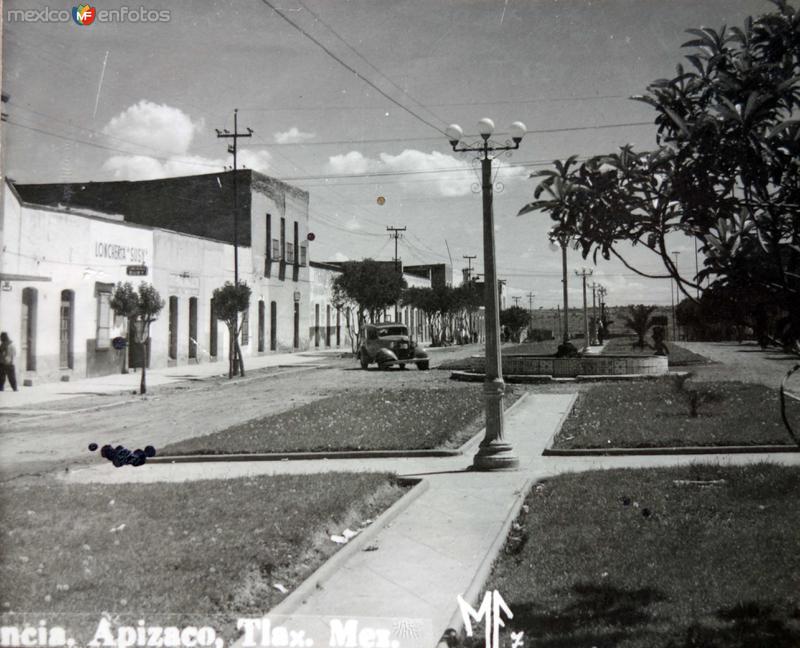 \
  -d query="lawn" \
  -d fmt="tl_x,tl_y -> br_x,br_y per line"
470,464 -> 800,648
0,473 -> 406,643
554,377 -> 800,448
601,336 -> 709,366
437,341 -> 561,370
161,386 -> 520,455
